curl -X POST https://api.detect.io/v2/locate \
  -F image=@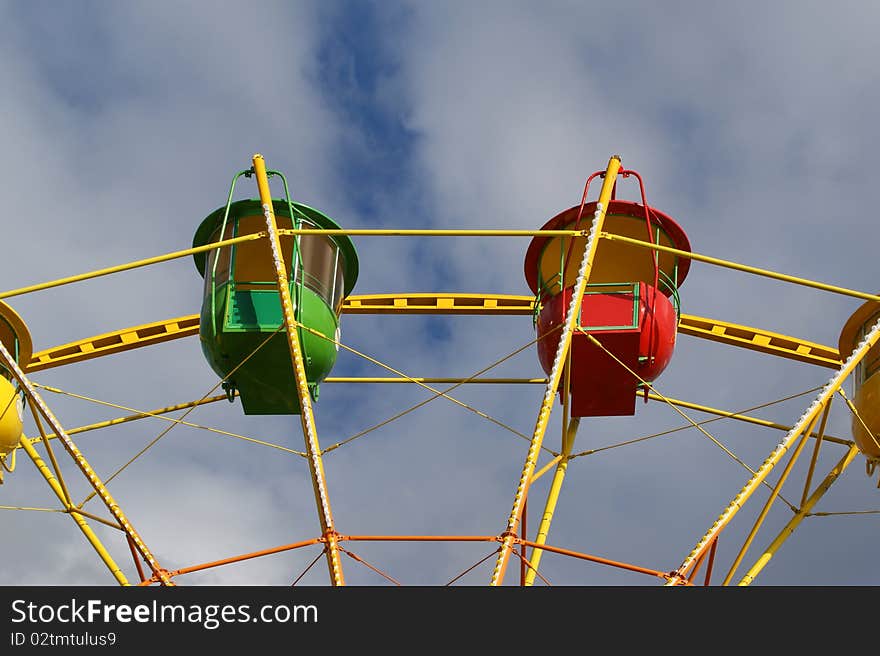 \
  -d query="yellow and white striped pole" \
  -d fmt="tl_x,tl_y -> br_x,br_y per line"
668,312 -> 880,585
252,154 -> 345,586
738,444 -> 860,586
490,155 -> 621,586
0,339 -> 171,585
